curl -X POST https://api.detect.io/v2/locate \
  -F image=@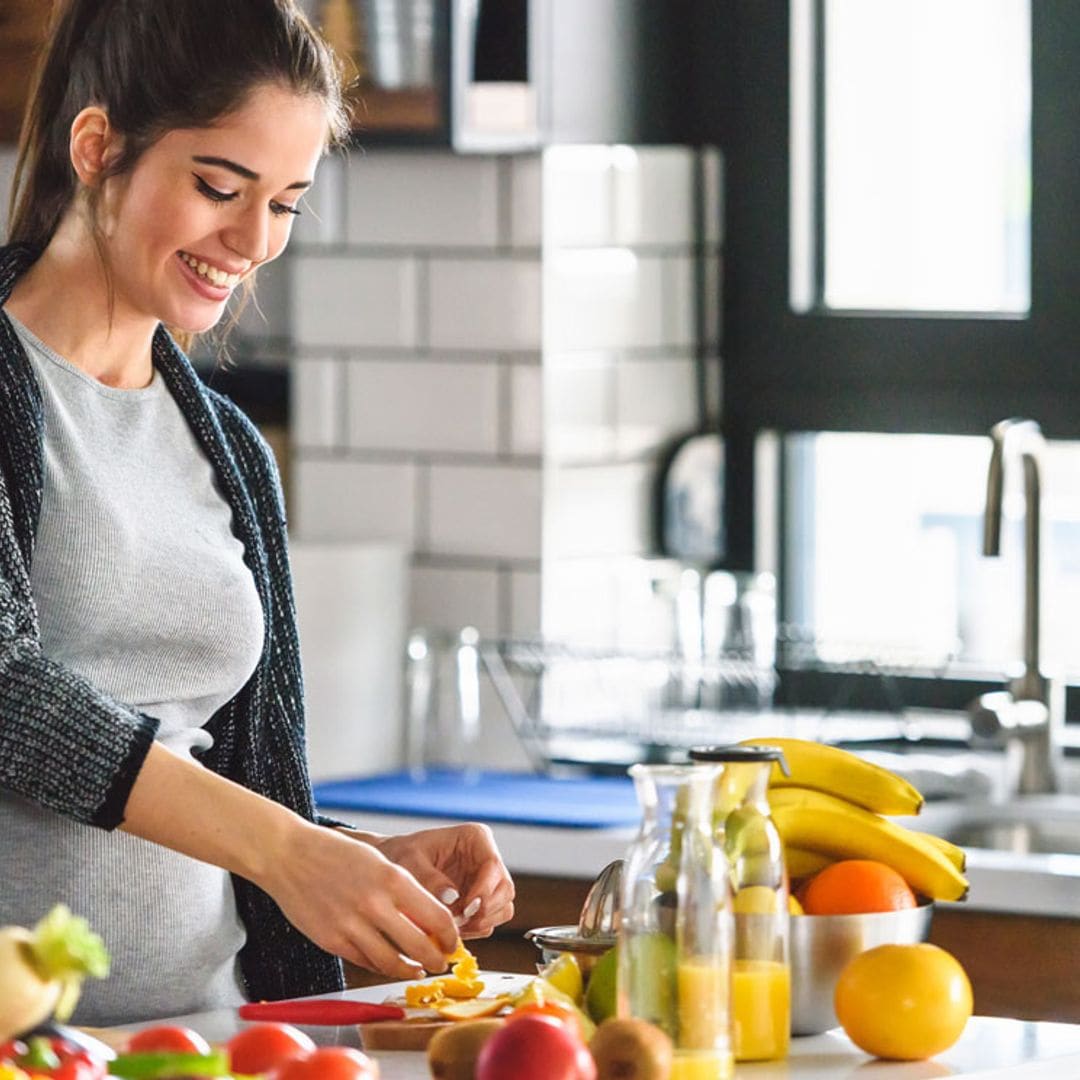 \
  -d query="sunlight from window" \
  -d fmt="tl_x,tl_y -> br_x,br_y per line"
791,0 -> 1031,314
785,432 -> 1080,681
